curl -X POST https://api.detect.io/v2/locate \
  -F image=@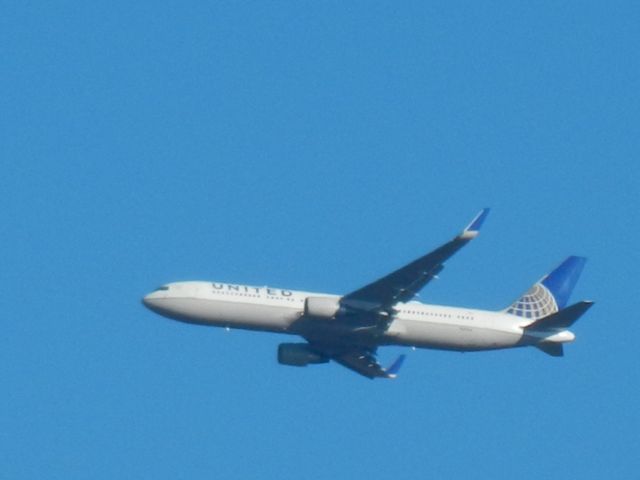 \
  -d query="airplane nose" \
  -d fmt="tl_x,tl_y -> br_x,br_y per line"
142,293 -> 157,310
142,291 -> 171,317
